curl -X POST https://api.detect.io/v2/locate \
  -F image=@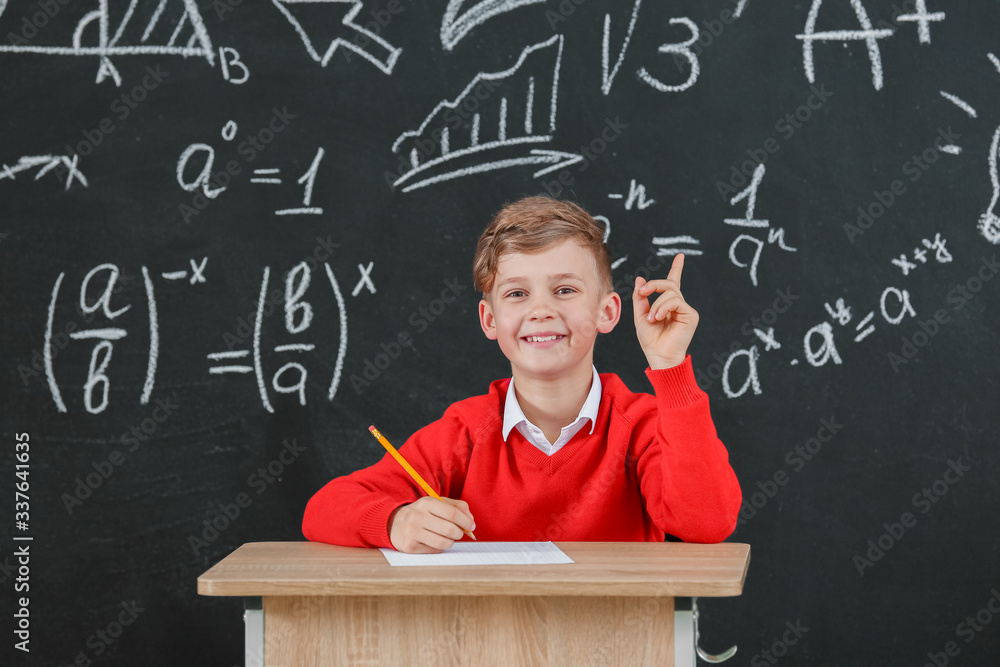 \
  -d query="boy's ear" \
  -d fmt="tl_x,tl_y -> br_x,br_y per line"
479,298 -> 498,340
597,291 -> 622,334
